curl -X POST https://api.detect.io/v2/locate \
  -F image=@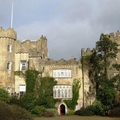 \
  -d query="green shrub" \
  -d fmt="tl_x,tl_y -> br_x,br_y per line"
19,93 -> 36,112
66,109 -> 75,115
10,105 -> 34,120
0,100 -> 34,120
87,100 -> 106,116
31,105 -> 47,117
46,108 -> 58,116
43,111 -> 55,117
9,96 -> 19,105
74,108 -> 93,116
108,107 -> 120,117
0,101 -> 13,120
0,88 -> 10,103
